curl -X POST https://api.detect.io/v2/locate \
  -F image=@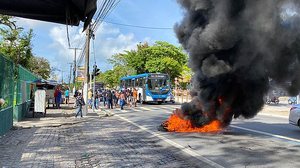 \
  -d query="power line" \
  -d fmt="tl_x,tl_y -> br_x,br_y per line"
92,38 -> 96,65
67,0 -> 119,63
77,41 -> 87,66
92,0 -> 115,31
103,20 -> 173,30
92,0 -> 121,33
